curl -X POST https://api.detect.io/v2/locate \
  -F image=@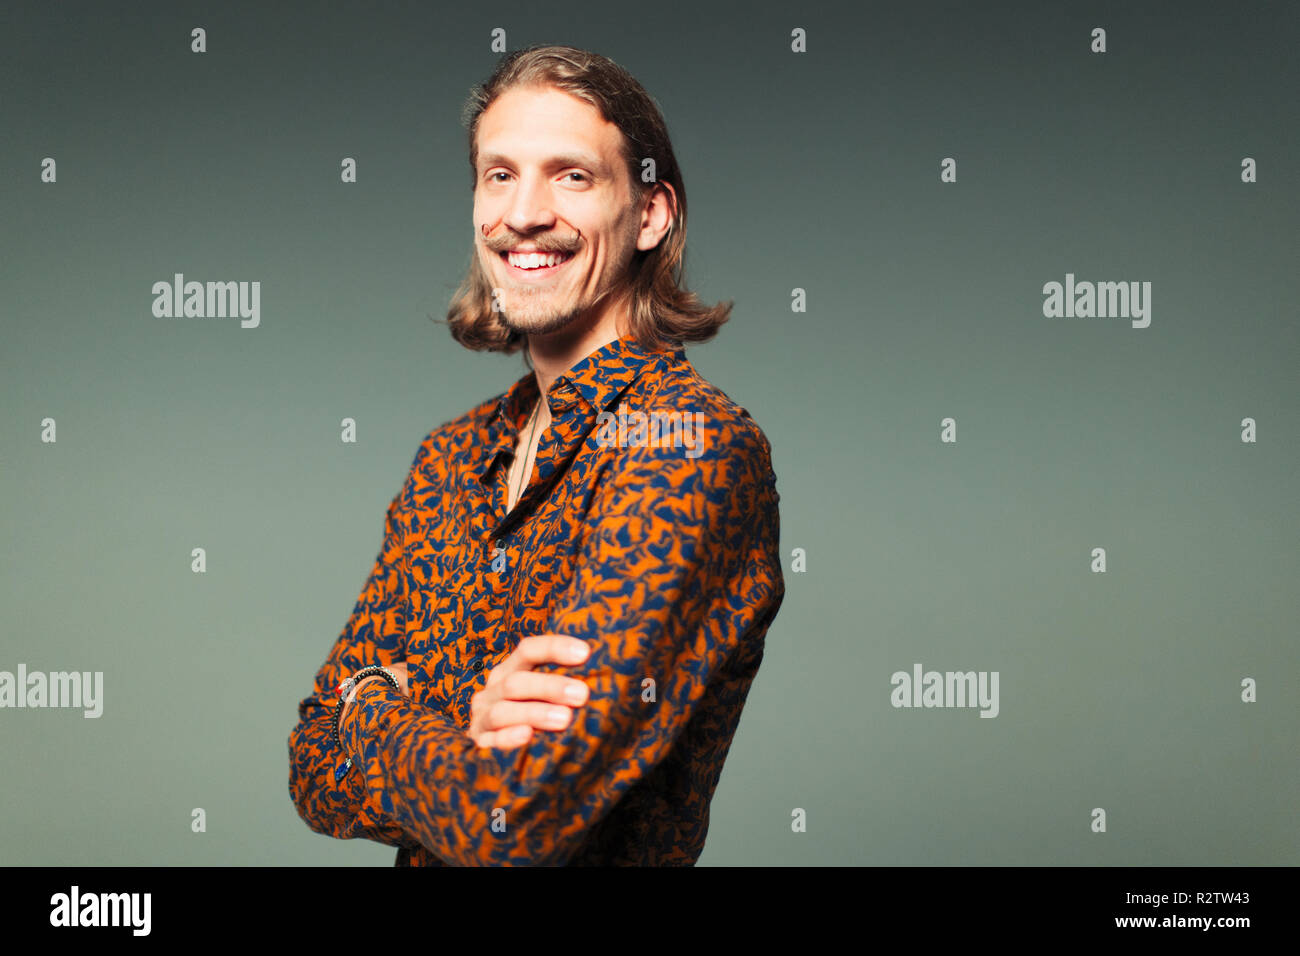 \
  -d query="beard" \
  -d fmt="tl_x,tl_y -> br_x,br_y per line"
494,286 -> 588,337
